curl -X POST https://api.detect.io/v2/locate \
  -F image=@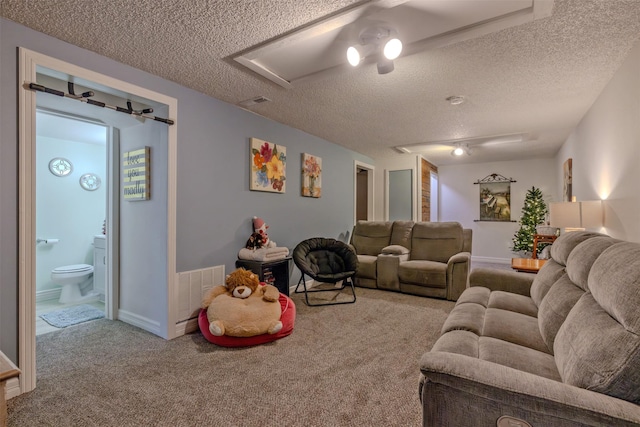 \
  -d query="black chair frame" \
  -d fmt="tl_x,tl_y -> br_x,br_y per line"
293,237 -> 358,306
